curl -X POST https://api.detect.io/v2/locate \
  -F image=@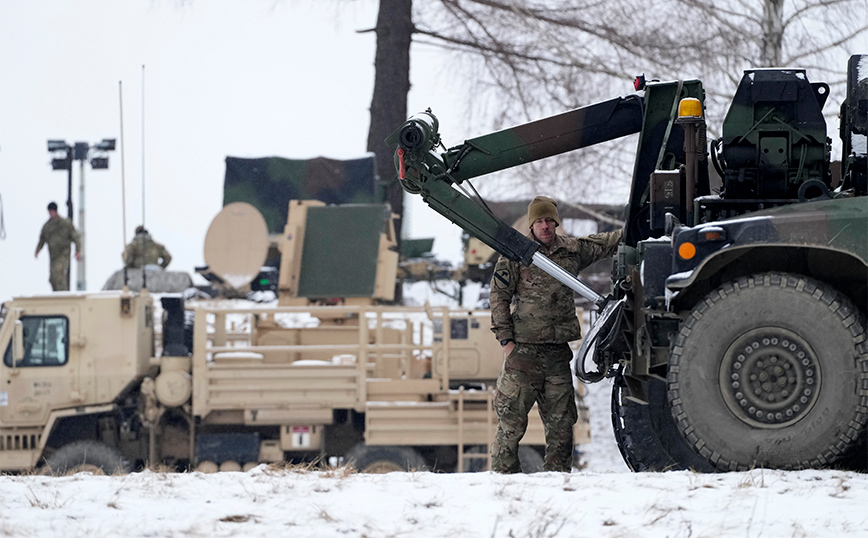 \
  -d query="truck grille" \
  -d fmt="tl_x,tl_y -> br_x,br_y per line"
0,431 -> 41,451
